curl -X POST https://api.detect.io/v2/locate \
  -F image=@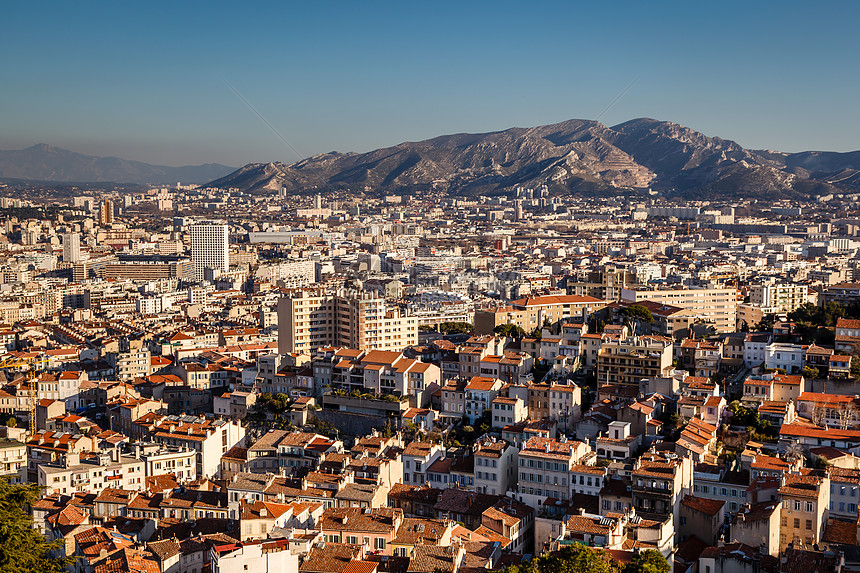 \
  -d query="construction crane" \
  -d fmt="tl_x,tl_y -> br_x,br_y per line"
0,354 -> 51,435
